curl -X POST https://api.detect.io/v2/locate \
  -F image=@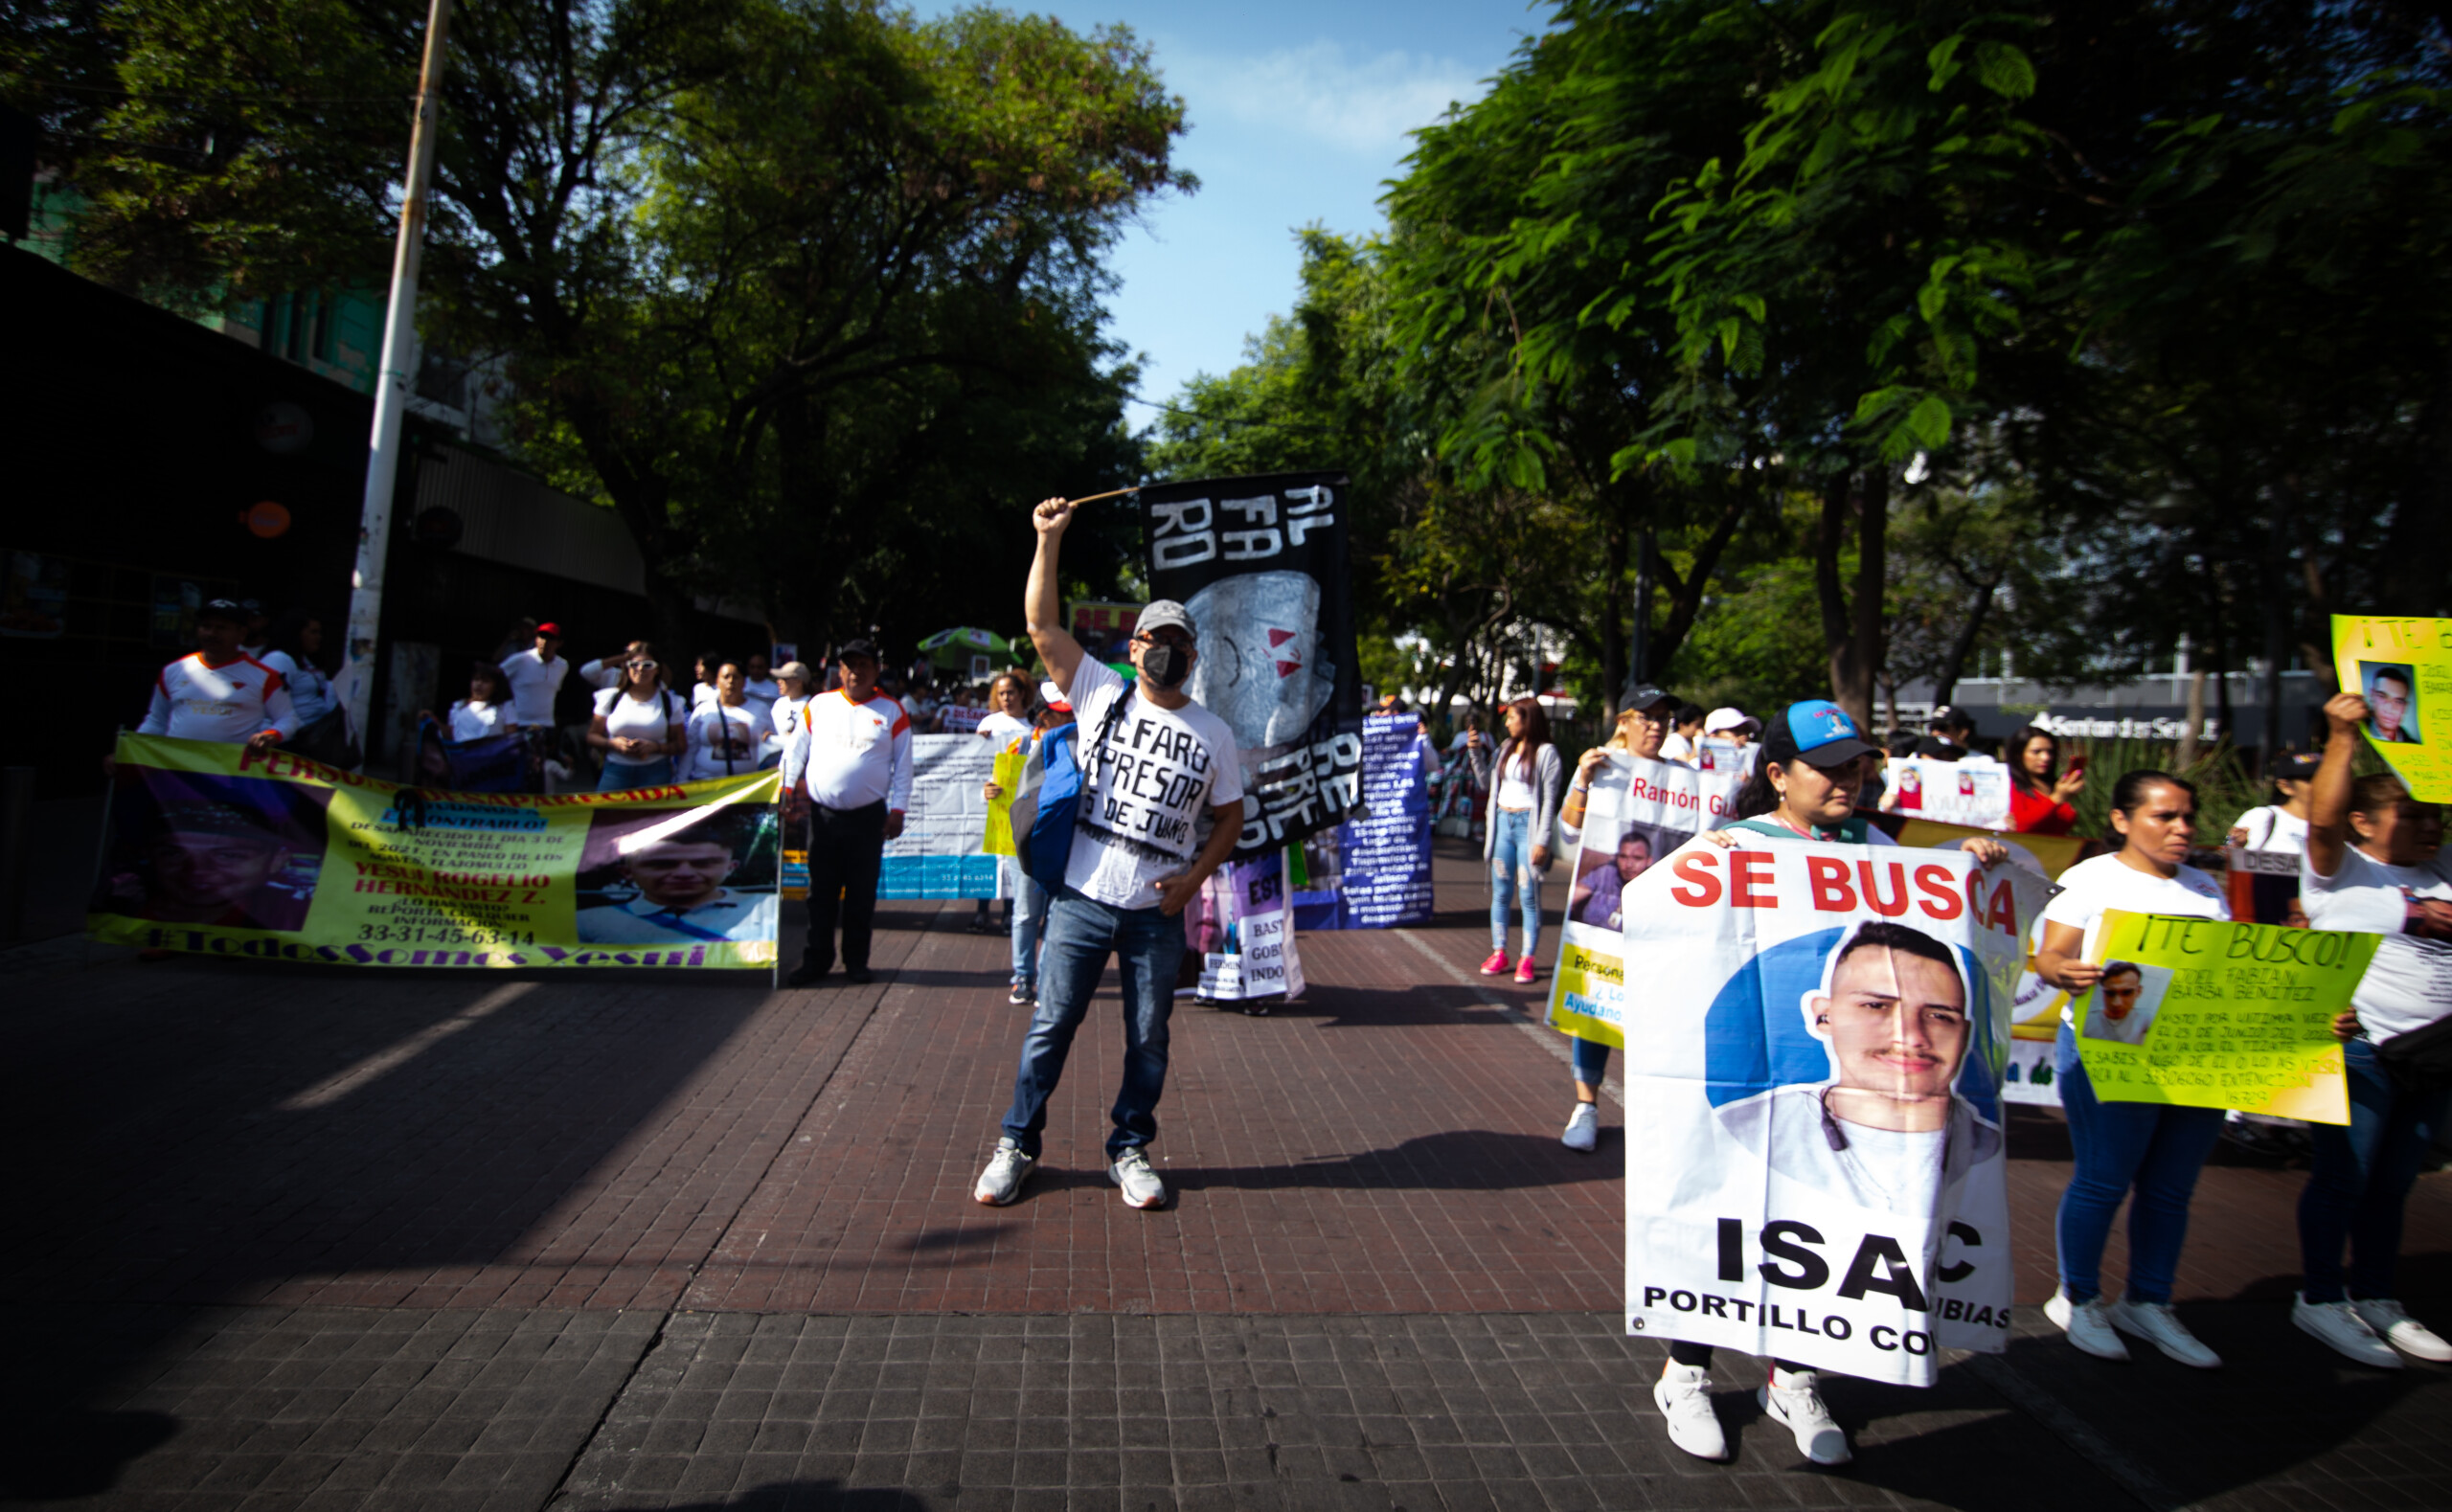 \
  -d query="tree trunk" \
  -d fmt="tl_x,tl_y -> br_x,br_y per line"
1929,577 -> 1997,711
2177,668 -> 2207,769
1816,466 -> 1888,730
1652,485 -> 1752,679
2380,343 -> 2452,616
